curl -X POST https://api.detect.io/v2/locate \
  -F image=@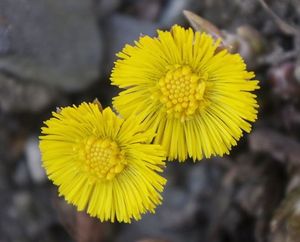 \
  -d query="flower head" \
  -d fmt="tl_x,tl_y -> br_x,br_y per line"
39,102 -> 166,223
111,25 -> 259,161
